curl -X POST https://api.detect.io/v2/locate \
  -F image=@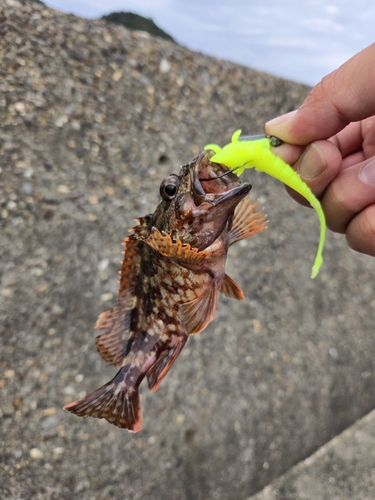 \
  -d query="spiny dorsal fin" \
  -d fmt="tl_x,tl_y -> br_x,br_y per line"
143,227 -> 208,265
178,285 -> 217,335
147,337 -> 187,392
229,198 -> 267,246
219,274 -> 244,300
119,216 -> 150,294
